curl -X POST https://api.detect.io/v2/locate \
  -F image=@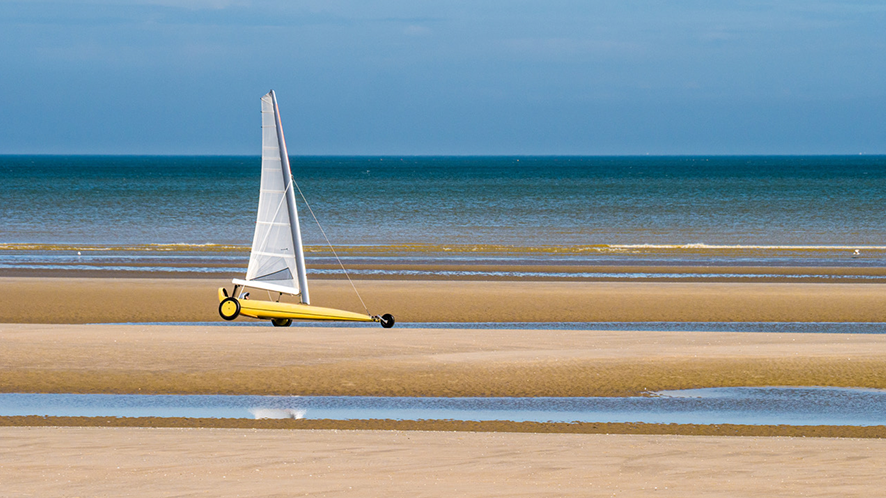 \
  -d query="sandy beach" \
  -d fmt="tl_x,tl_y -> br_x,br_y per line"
3,276 -> 886,495
3,276 -> 886,323
3,322 -> 886,398
4,427 -> 886,497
